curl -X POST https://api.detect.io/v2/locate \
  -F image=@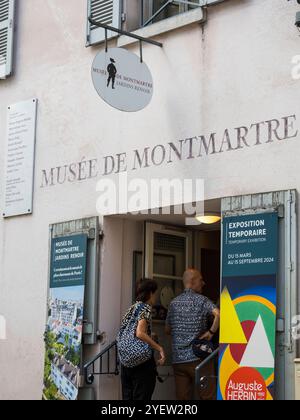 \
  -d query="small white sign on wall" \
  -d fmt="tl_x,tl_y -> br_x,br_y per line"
3,98 -> 38,218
